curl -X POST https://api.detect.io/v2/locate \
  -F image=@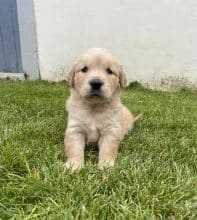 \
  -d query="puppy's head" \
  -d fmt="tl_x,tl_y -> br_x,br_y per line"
68,48 -> 127,103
